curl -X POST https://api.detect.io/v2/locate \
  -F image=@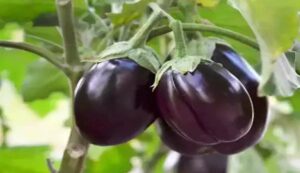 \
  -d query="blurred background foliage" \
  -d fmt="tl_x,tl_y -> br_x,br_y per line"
0,0 -> 299,172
